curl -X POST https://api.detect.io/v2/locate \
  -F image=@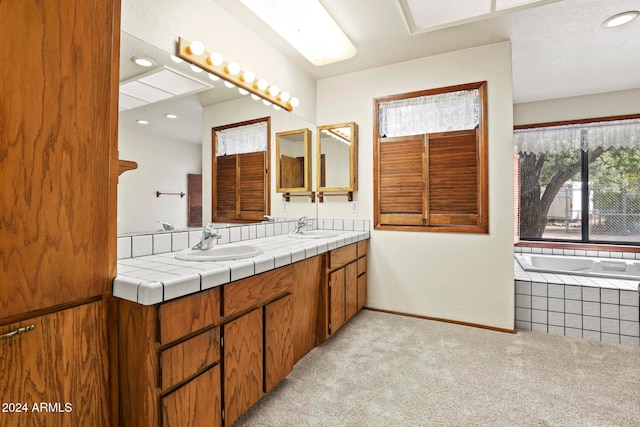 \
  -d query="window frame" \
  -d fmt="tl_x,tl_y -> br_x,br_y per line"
515,113 -> 640,248
373,81 -> 489,233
